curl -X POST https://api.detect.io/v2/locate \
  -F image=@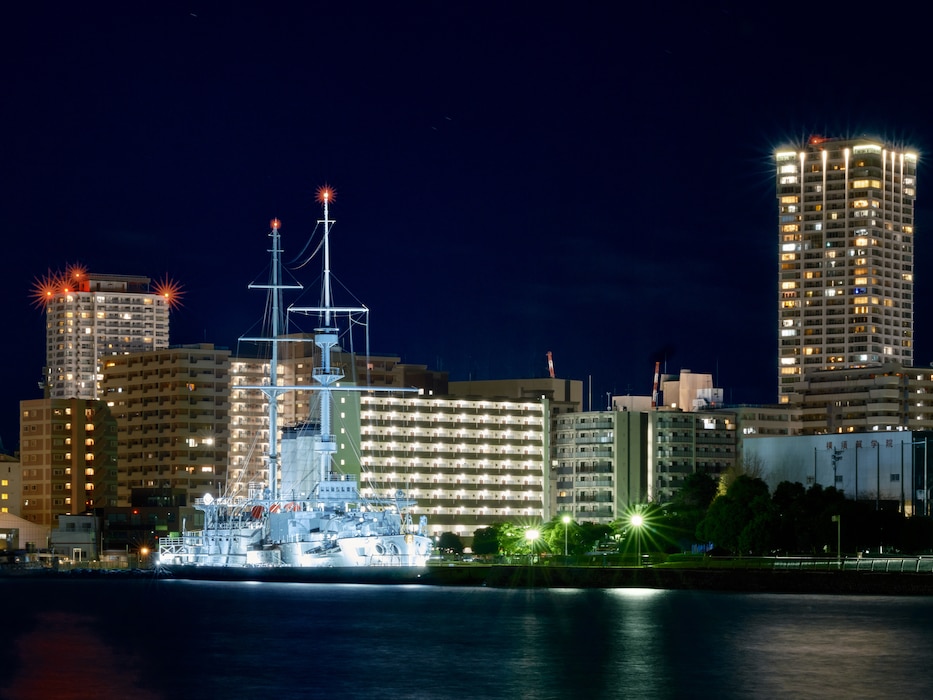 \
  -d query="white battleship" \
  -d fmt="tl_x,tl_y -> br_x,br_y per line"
159,187 -> 432,568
